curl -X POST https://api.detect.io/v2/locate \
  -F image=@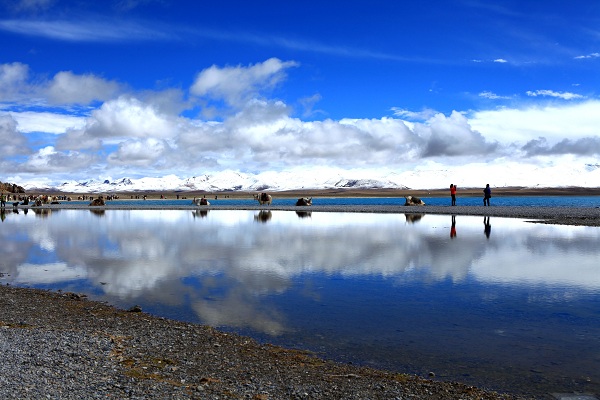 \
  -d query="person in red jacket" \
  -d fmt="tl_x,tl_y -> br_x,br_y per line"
450,184 -> 457,206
